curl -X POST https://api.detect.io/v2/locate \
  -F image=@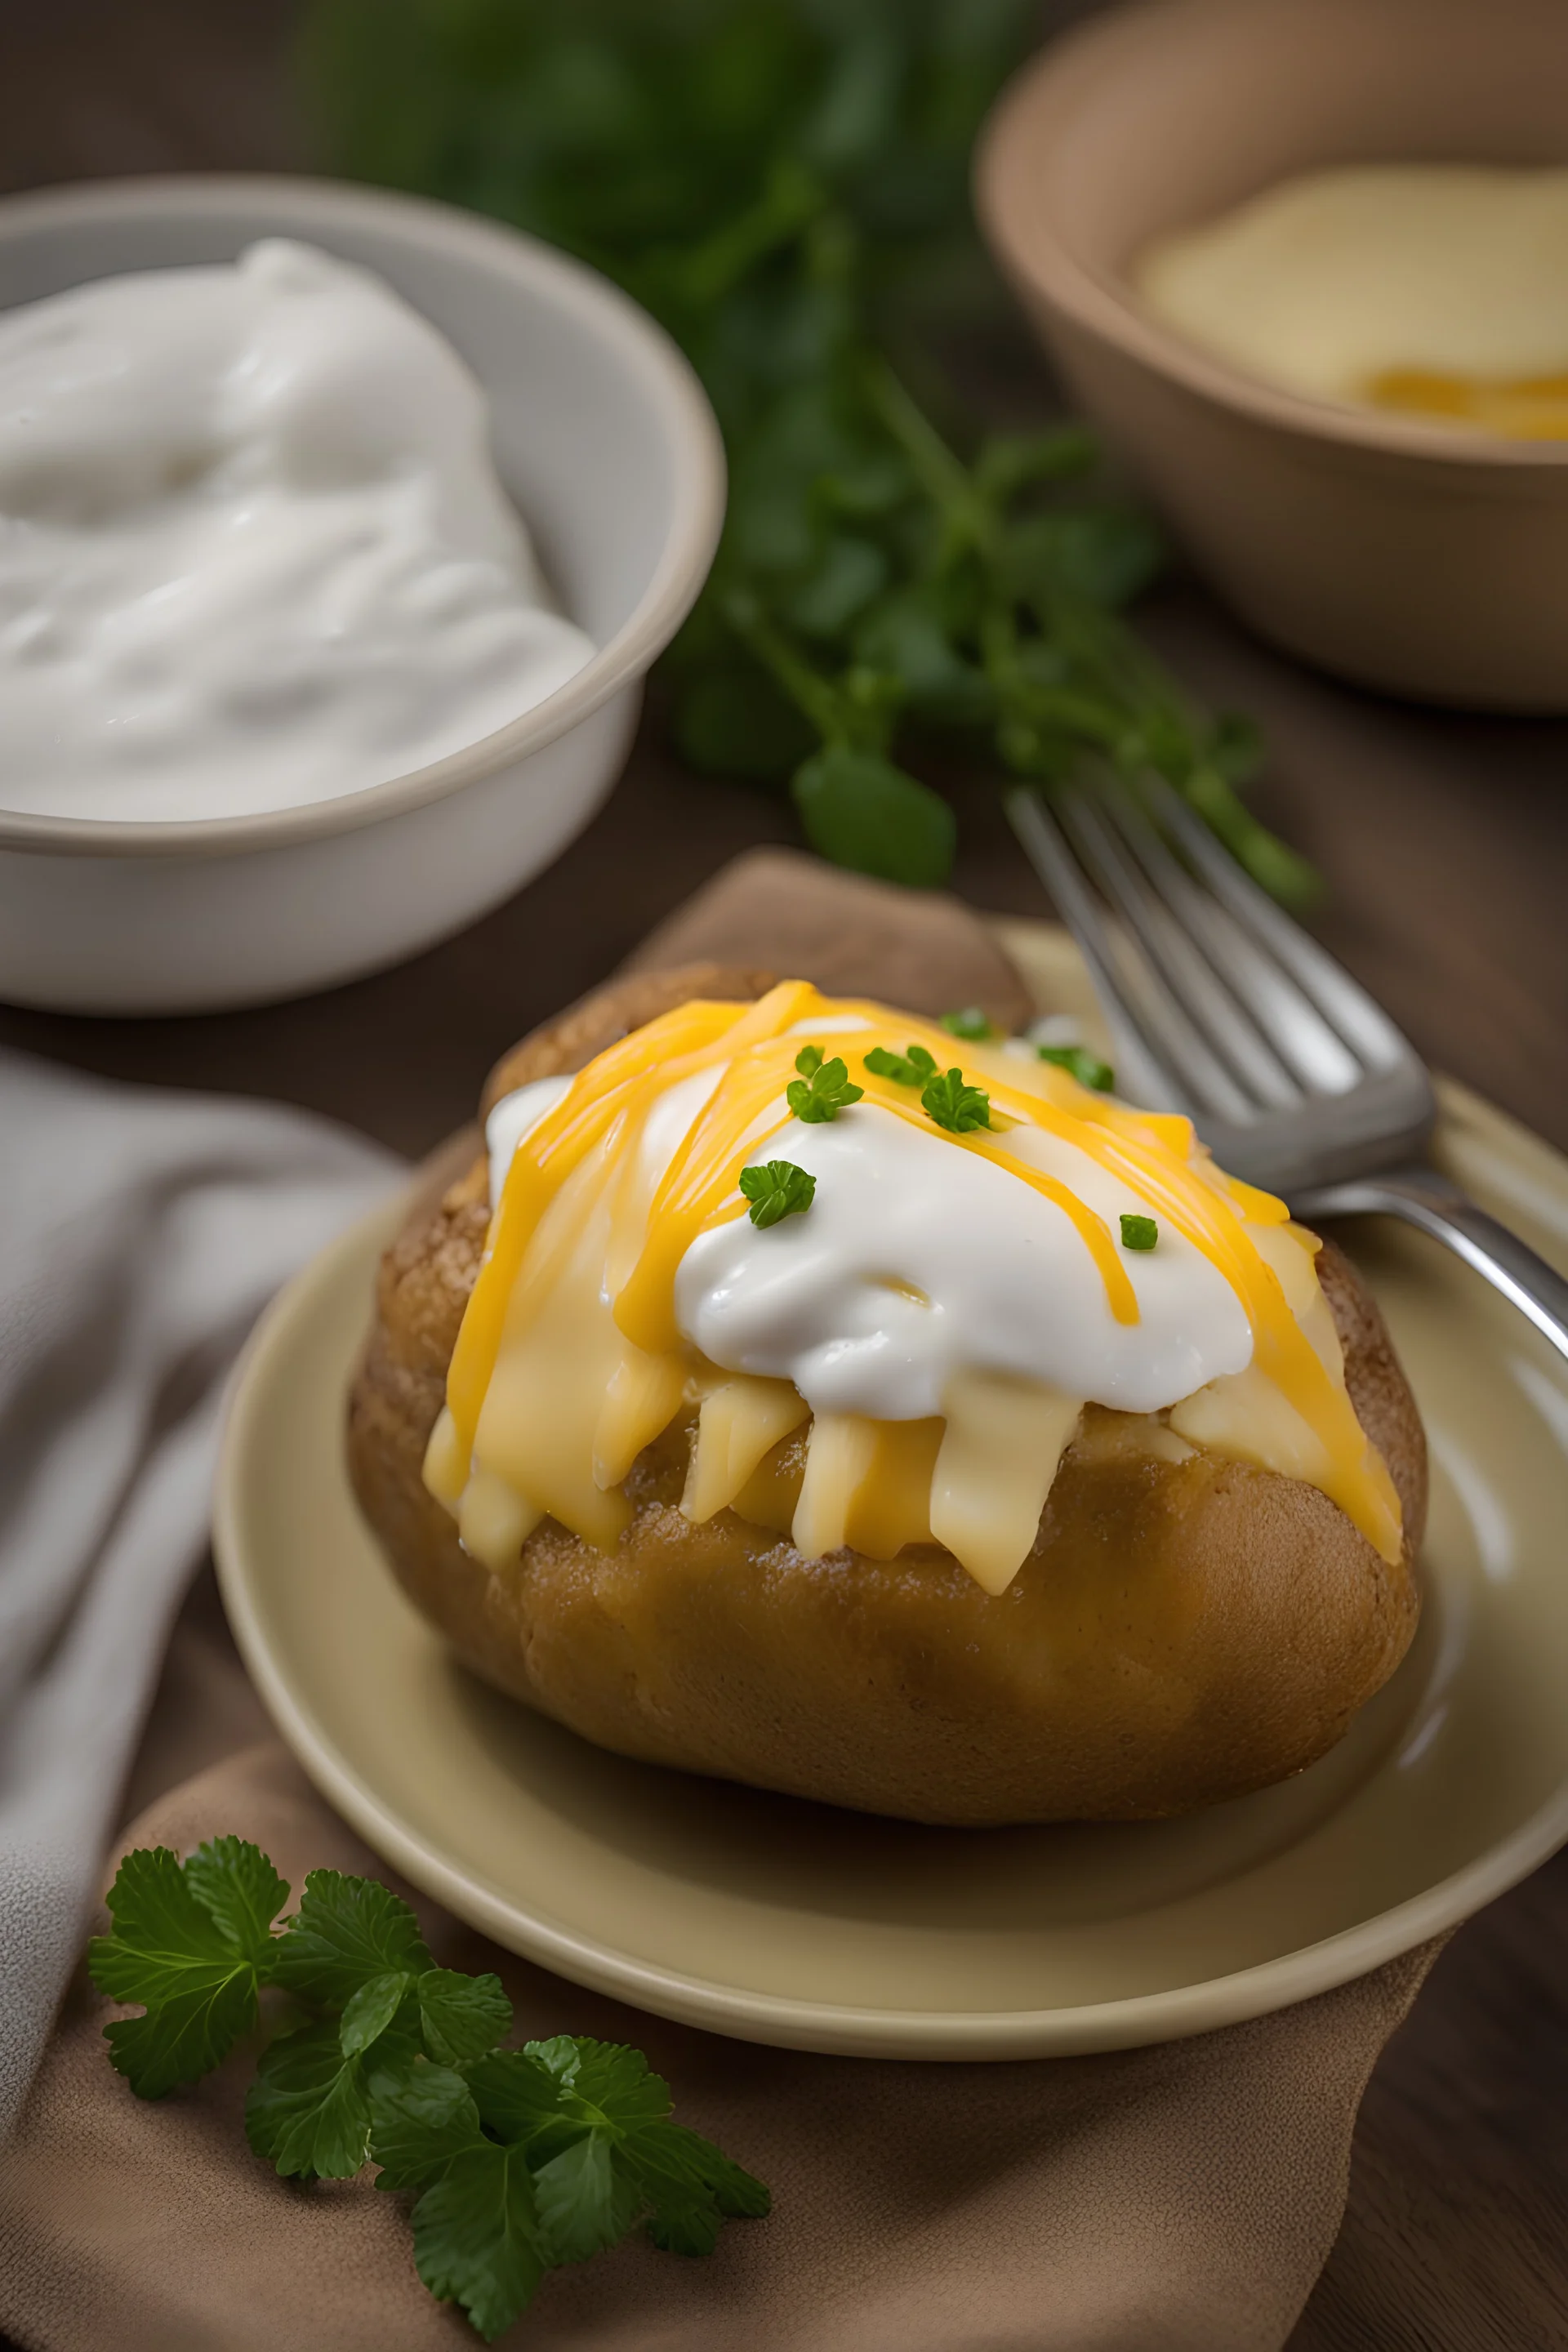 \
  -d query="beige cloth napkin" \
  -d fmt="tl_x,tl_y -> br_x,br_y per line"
0,852 -> 1441,2352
